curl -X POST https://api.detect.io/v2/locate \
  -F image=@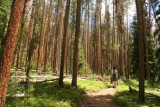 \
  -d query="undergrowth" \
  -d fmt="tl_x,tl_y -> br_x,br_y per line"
6,78 -> 109,107
114,79 -> 160,107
